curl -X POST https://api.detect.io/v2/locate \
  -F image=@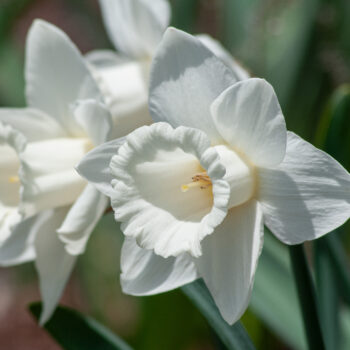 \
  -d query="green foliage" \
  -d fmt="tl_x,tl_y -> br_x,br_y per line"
29,303 -> 133,350
182,280 -> 256,350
